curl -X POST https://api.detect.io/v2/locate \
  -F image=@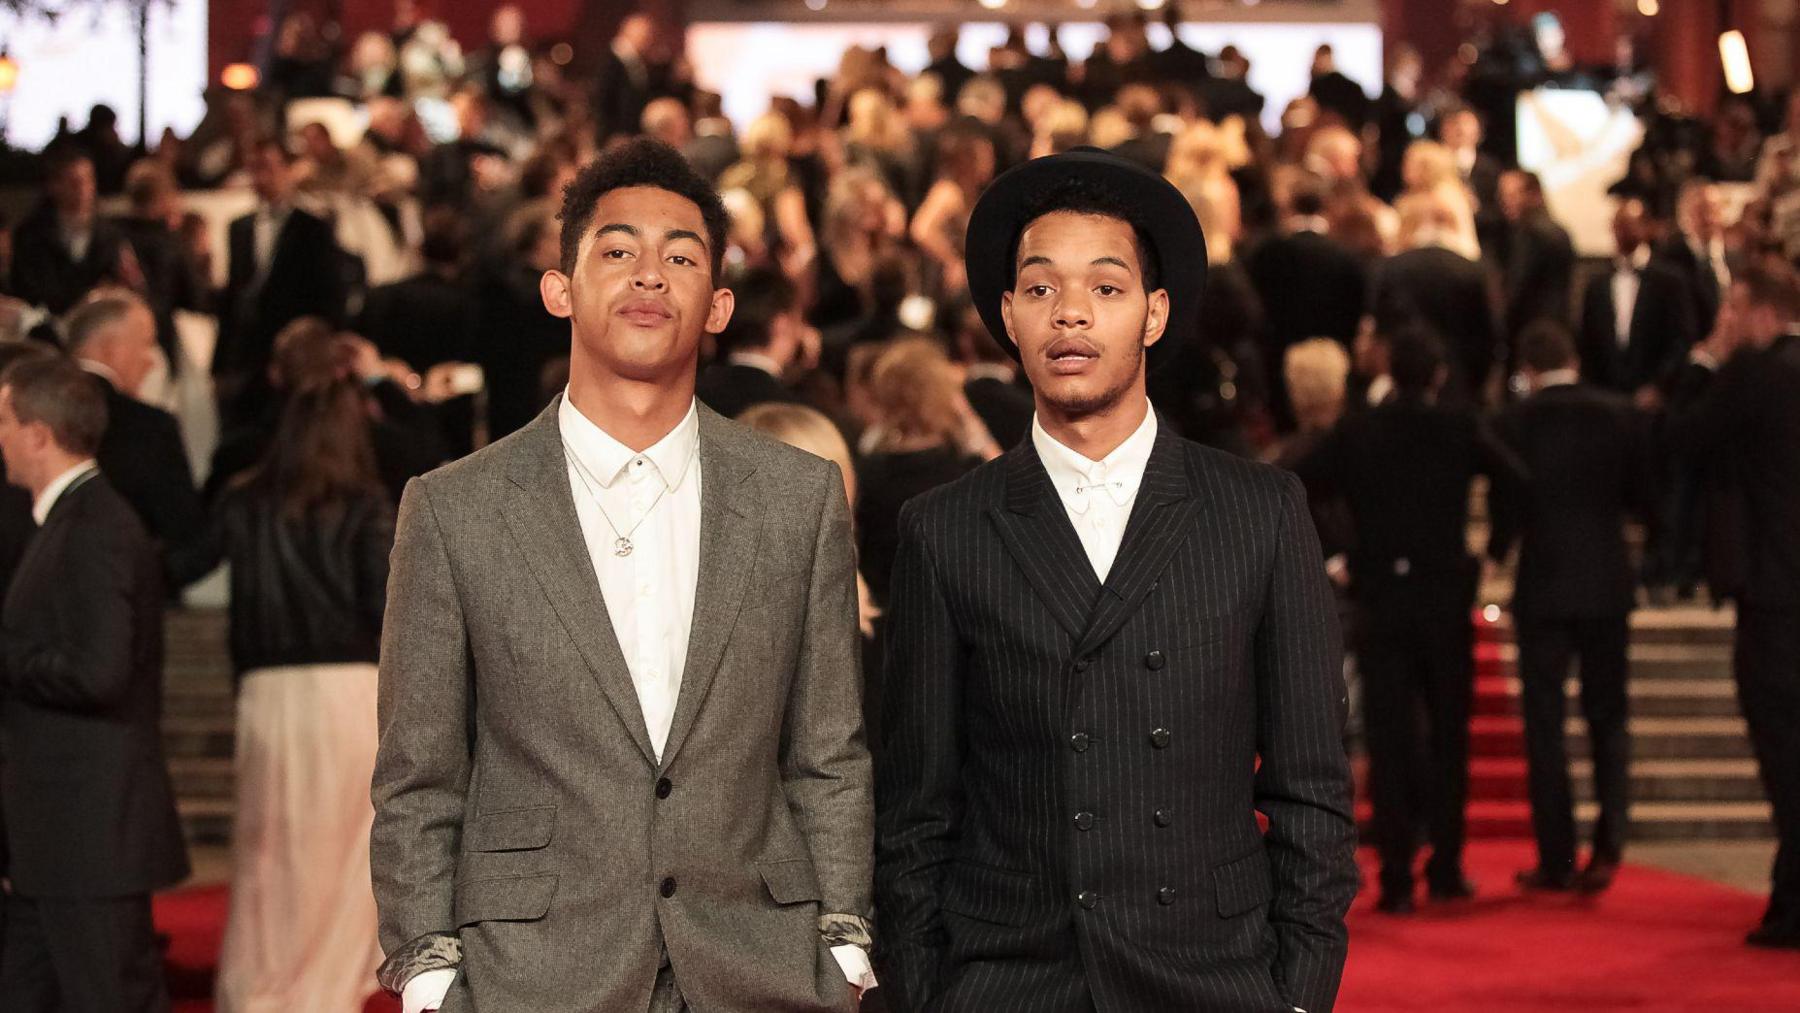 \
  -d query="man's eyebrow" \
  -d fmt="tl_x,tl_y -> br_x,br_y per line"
595,223 -> 638,238
1019,255 -> 1052,269
1019,254 -> 1133,271
1092,256 -> 1132,270
666,228 -> 708,249
595,223 -> 706,249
